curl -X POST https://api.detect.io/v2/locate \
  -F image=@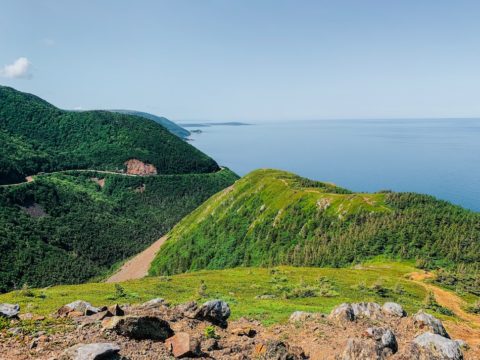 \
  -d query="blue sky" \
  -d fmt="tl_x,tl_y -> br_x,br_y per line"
1,0 -> 480,121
